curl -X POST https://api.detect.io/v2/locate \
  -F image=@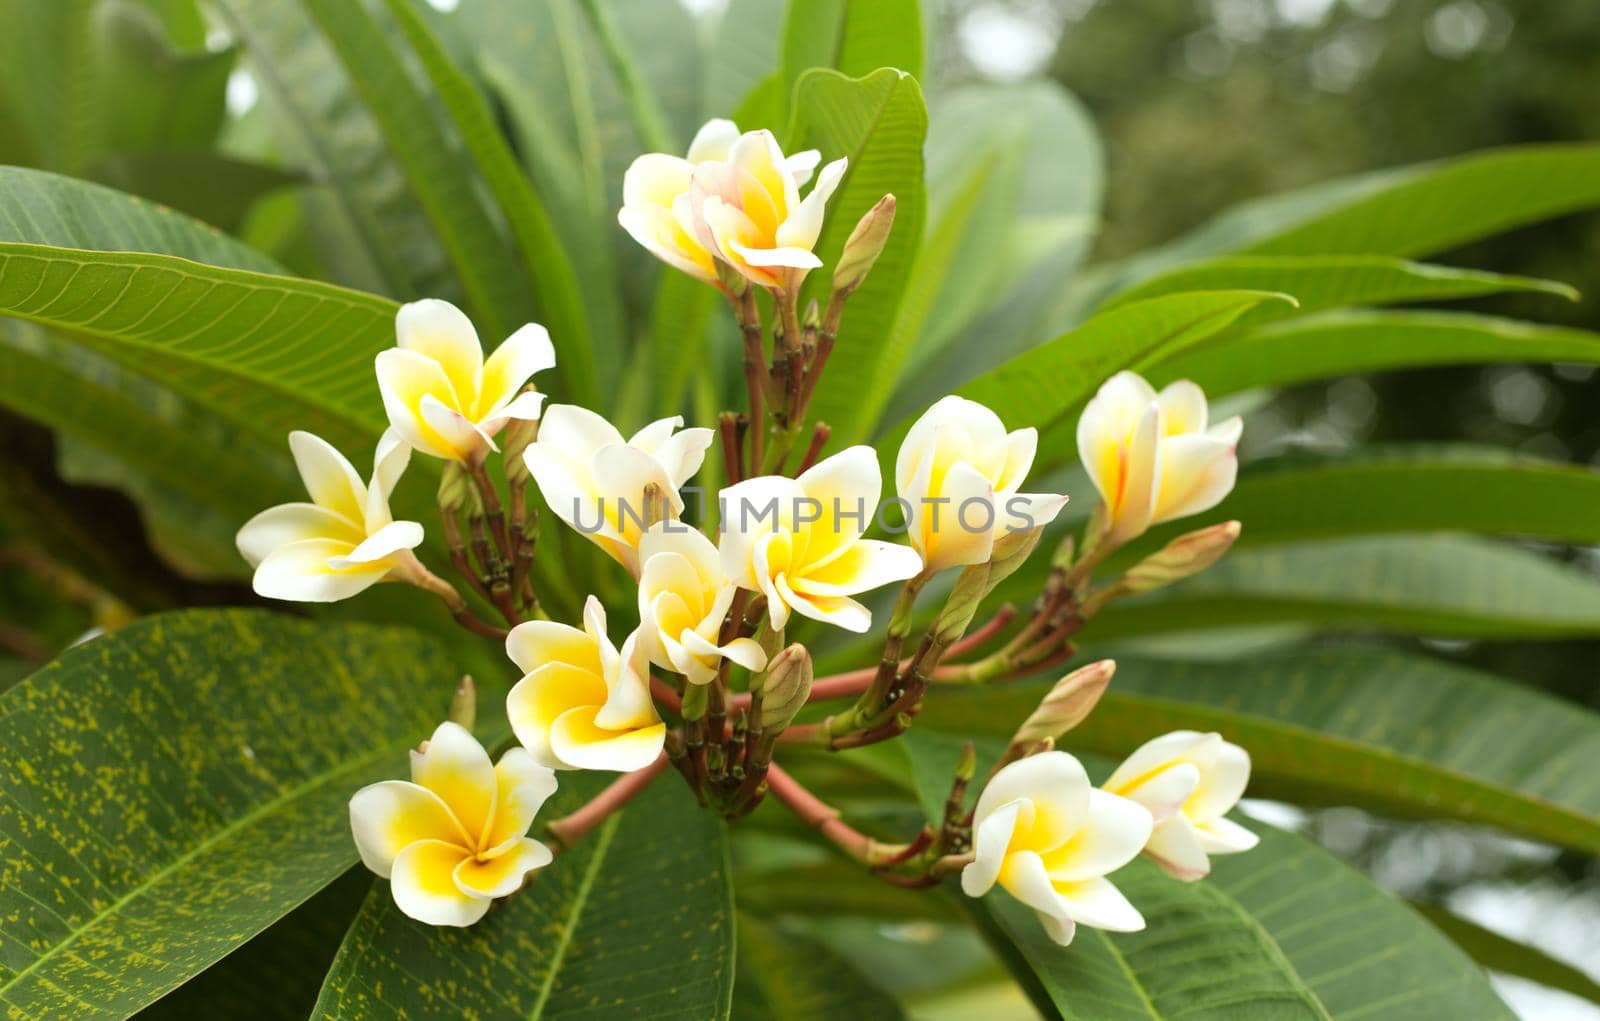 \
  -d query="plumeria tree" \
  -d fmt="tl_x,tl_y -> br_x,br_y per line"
0,2 -> 1597,1019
